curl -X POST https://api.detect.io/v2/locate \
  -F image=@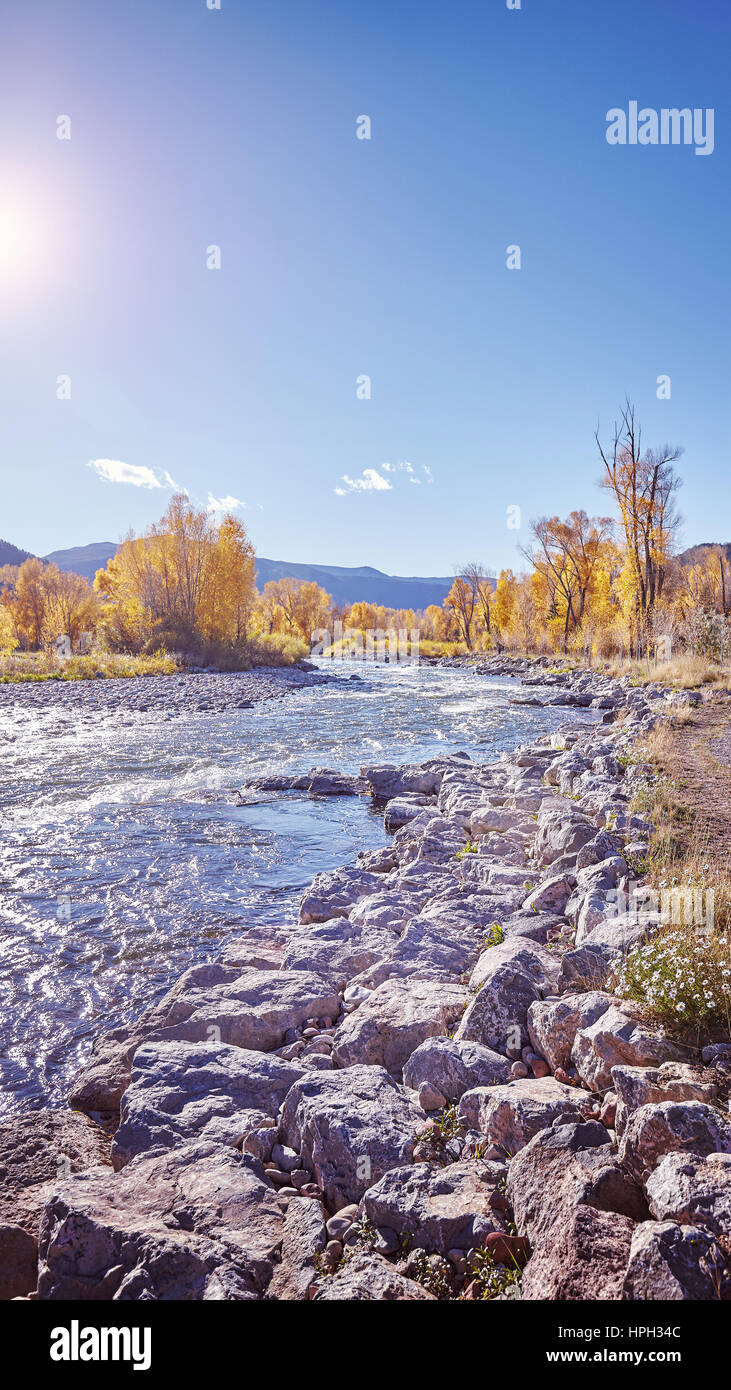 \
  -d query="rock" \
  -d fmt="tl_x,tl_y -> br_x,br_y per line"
613,1062 -> 726,1137
70,967 -> 339,1114
521,1206 -> 635,1301
383,795 -> 434,832
468,937 -> 559,994
623,1220 -> 730,1300
459,1078 -> 584,1155
571,1003 -> 690,1092
361,762 -> 445,800
402,1037 -> 511,1100
332,978 -> 468,1074
646,1151 -> 731,1237
557,943 -> 619,992
281,919 -> 394,989
499,910 -> 564,944
362,1160 -> 508,1253
313,1251 -> 436,1300
0,1108 -> 111,1300
0,1225 -> 38,1303
575,830 -> 623,869
354,908 -> 483,988
279,1066 -> 419,1208
533,810 -> 595,865
527,992 -> 613,1072
110,1041 -> 304,1168
267,1196 -> 326,1300
455,943 -> 558,1055
582,911 -> 662,953
507,1120 -> 647,1250
418,1083 -> 447,1111
522,873 -> 576,915
299,868 -> 384,924
37,1142 -> 283,1300
243,767 -> 365,796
